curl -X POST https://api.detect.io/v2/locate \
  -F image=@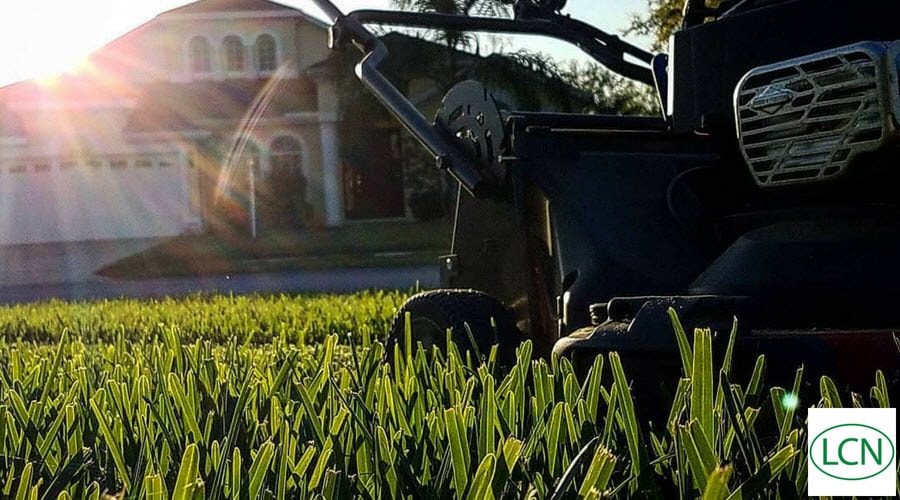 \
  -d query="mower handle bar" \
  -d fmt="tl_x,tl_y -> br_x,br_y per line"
308,0 -> 656,196
315,0 -> 492,196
